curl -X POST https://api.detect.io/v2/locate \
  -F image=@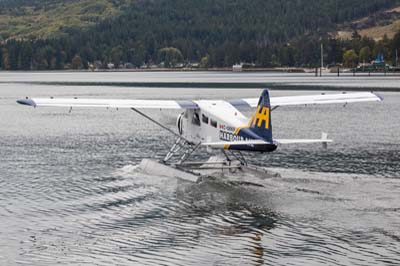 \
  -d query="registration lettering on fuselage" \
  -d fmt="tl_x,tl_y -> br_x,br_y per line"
219,124 -> 235,132
220,131 -> 248,141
